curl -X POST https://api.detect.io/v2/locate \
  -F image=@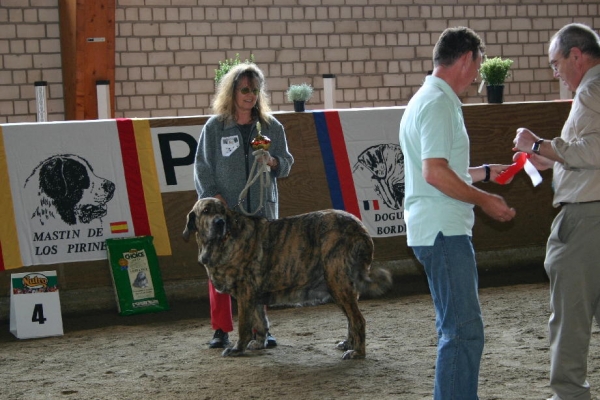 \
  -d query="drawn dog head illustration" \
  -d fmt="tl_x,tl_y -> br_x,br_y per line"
132,271 -> 149,288
353,144 -> 405,210
24,154 -> 116,226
